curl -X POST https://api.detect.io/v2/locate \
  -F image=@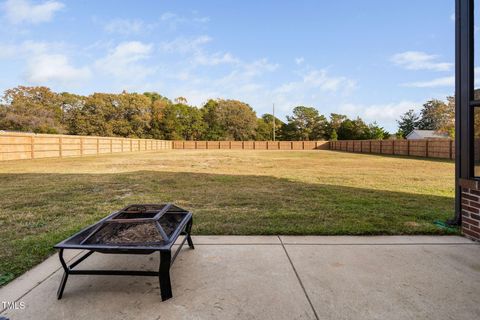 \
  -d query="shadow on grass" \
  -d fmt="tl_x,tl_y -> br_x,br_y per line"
0,170 -> 456,283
